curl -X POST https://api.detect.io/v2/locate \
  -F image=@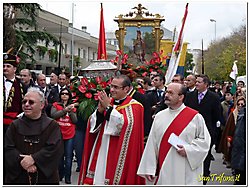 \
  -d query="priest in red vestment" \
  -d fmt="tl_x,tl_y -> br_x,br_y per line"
78,75 -> 145,185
